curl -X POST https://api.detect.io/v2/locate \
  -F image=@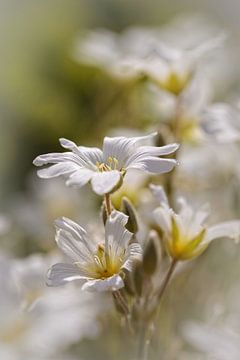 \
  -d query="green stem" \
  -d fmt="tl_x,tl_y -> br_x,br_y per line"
157,259 -> 177,302
165,96 -> 182,209
112,290 -> 133,334
137,323 -> 149,360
